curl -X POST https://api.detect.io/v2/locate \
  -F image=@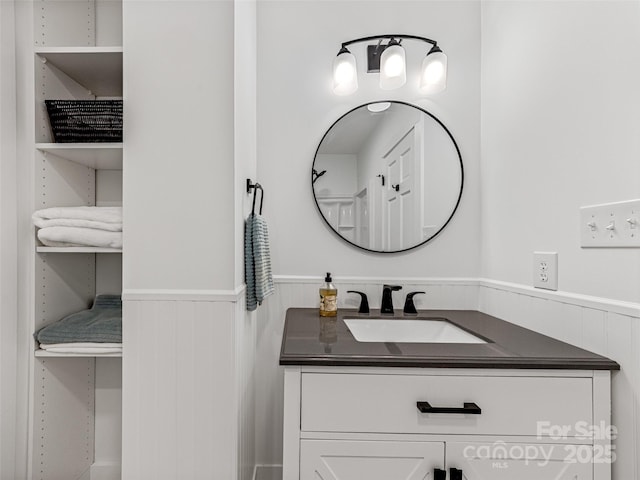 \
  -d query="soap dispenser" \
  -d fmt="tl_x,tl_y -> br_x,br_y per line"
319,272 -> 338,317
